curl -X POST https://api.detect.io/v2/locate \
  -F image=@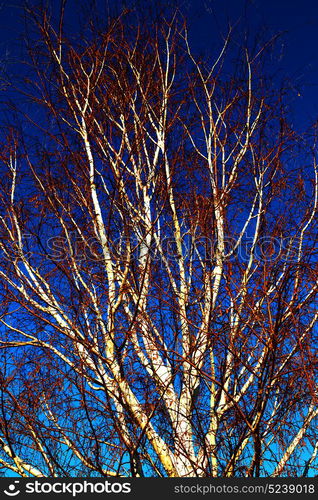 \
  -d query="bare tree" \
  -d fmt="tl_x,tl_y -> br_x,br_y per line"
0,6 -> 317,477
